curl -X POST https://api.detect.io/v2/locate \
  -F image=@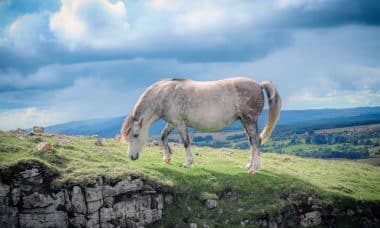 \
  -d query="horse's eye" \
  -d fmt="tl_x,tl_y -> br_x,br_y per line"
133,133 -> 139,138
